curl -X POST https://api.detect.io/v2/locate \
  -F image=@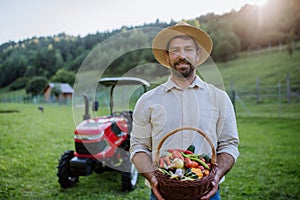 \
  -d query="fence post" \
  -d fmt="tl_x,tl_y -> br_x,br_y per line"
231,90 -> 236,114
256,77 -> 260,104
286,73 -> 291,103
230,81 -> 236,114
278,82 -> 282,118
